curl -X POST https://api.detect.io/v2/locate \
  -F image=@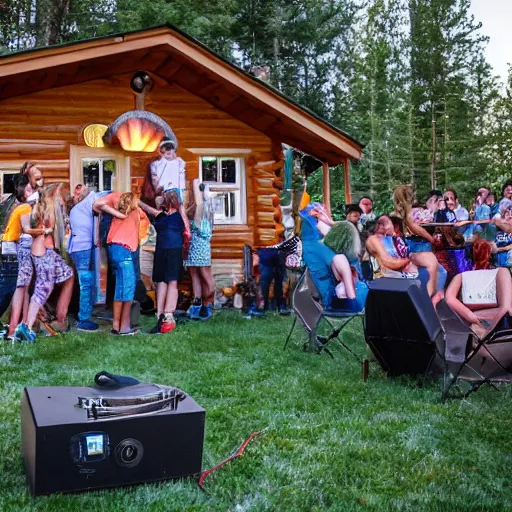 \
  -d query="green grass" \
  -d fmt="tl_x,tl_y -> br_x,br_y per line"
1,311 -> 511,511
